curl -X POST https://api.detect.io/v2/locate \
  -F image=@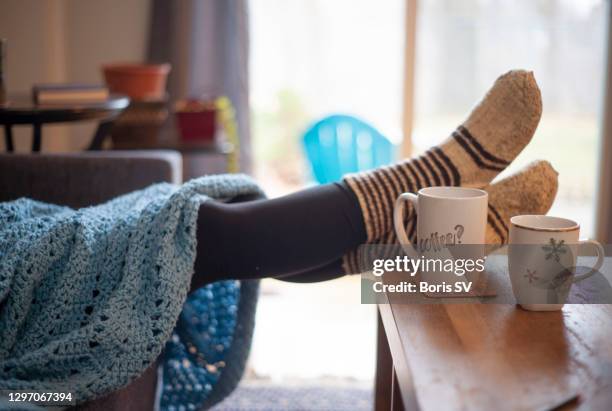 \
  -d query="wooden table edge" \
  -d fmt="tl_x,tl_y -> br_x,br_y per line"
377,299 -> 421,411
